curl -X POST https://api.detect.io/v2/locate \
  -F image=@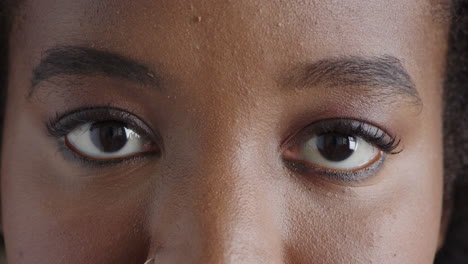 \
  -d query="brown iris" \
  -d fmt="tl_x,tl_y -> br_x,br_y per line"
316,133 -> 357,162
89,121 -> 128,153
